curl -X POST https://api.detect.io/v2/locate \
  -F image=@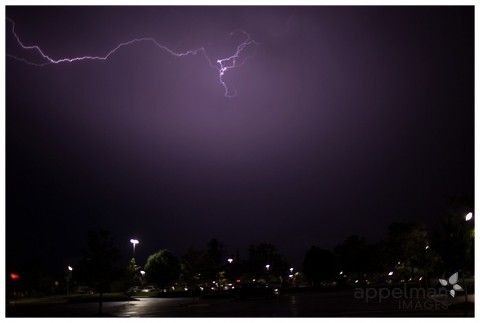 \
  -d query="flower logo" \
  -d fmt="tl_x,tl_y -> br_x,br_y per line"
439,272 -> 464,297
